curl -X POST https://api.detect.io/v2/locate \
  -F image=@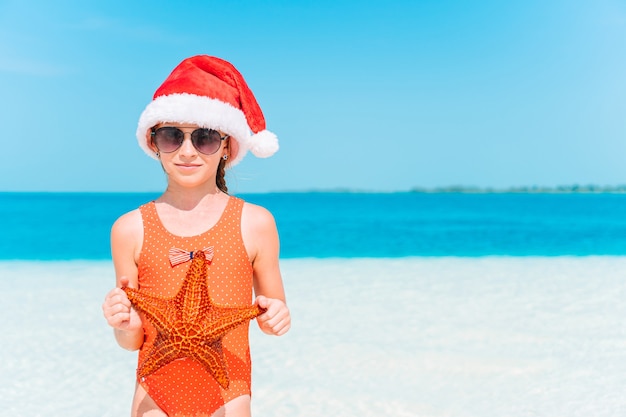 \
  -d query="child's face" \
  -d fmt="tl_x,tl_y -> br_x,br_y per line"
150,122 -> 229,188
